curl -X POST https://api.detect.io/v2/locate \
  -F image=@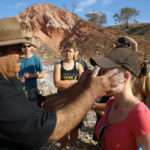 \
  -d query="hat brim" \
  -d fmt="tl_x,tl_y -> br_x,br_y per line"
0,38 -> 37,48
90,56 -> 120,69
